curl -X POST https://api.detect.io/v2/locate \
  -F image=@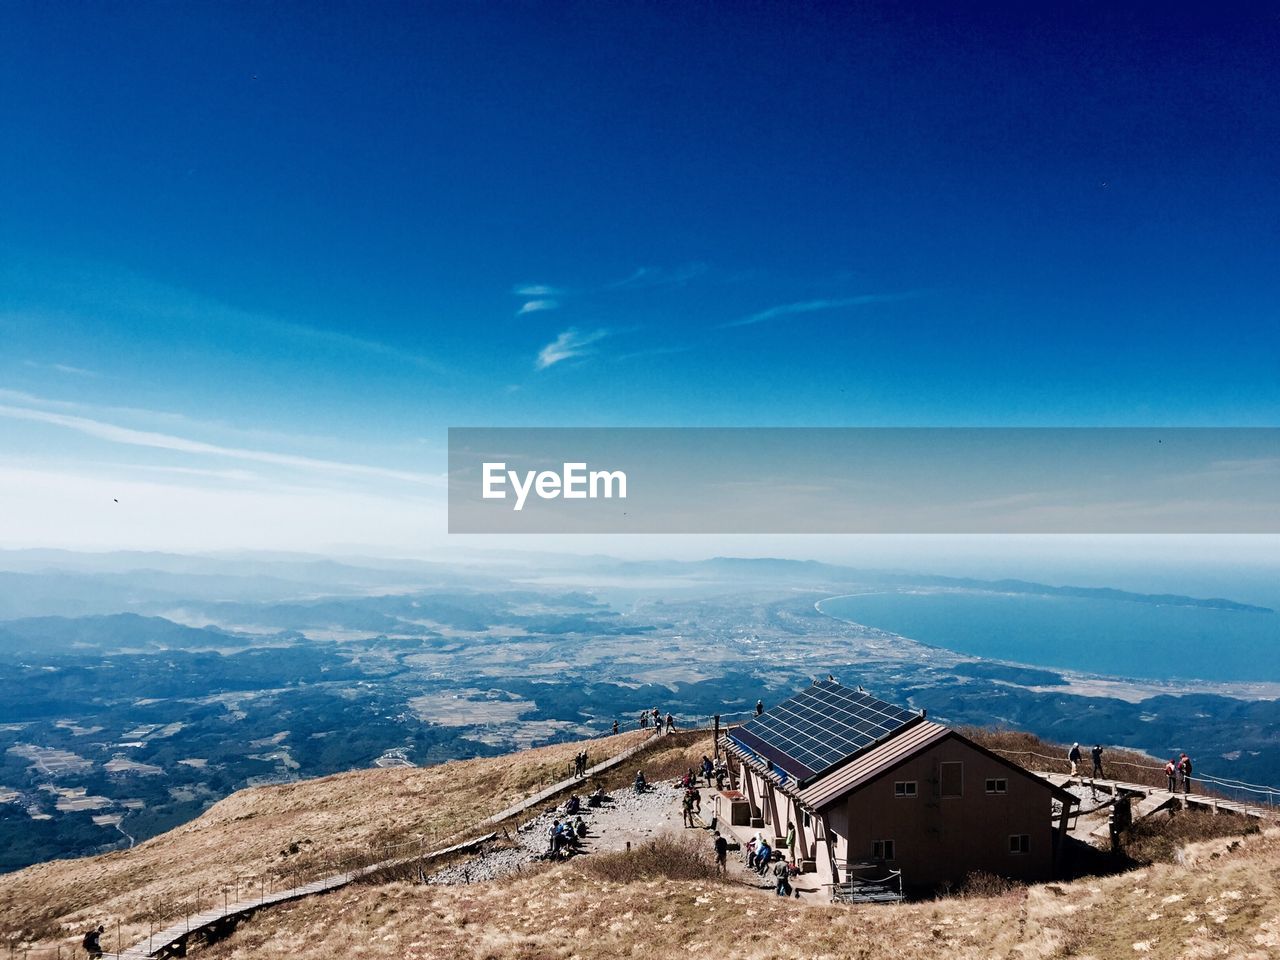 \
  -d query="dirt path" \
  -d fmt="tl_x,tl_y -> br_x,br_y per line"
427,783 -> 683,884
